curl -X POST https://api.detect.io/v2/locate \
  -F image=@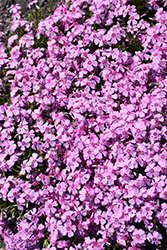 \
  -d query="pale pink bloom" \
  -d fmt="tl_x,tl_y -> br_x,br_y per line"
132,229 -> 146,245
